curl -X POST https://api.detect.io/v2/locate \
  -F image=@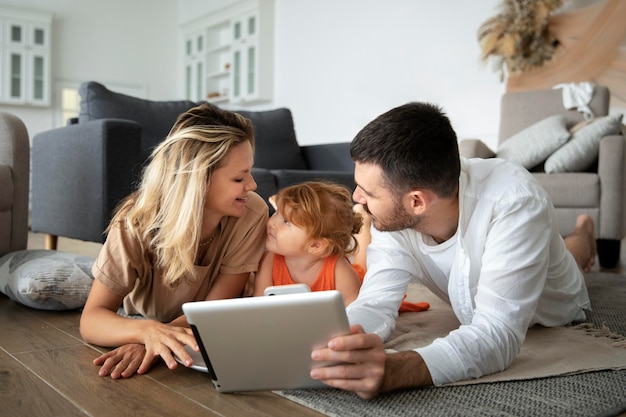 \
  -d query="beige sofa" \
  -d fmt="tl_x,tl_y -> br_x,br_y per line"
460,86 -> 625,268
0,112 -> 29,257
